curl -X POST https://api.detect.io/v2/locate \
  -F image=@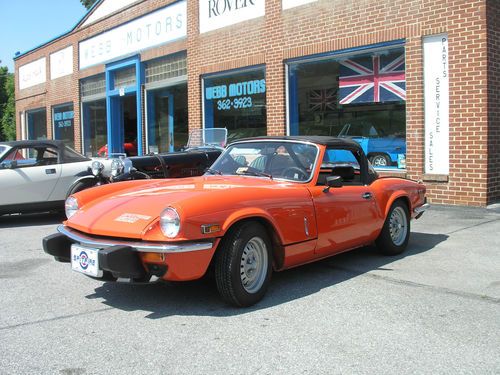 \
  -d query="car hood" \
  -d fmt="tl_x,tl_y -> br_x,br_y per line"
66,175 -> 308,239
